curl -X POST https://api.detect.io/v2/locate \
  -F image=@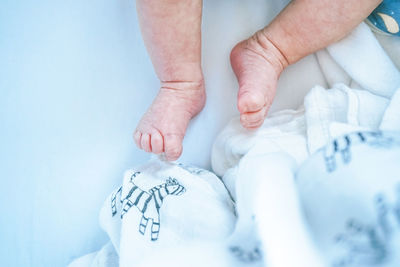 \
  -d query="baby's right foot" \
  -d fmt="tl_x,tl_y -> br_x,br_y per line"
134,80 -> 205,161
230,31 -> 288,129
